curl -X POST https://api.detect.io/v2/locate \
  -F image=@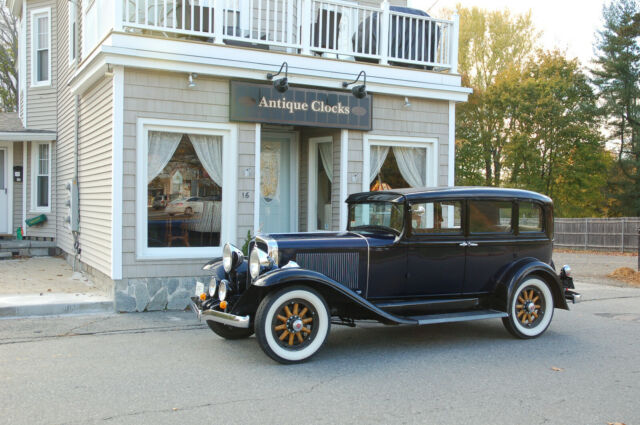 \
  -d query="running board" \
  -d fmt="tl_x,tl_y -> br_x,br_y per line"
407,309 -> 508,325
